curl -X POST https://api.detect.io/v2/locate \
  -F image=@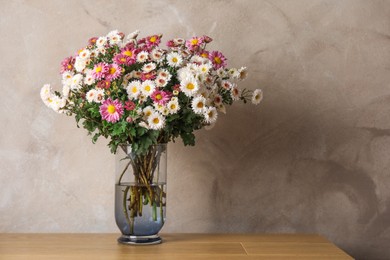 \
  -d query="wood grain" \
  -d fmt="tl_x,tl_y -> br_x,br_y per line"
0,233 -> 353,260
